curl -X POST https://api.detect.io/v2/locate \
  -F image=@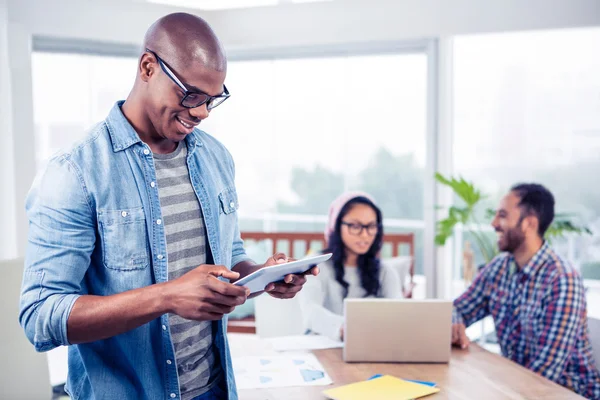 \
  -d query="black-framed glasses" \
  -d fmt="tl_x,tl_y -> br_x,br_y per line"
145,48 -> 230,110
341,222 -> 380,236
